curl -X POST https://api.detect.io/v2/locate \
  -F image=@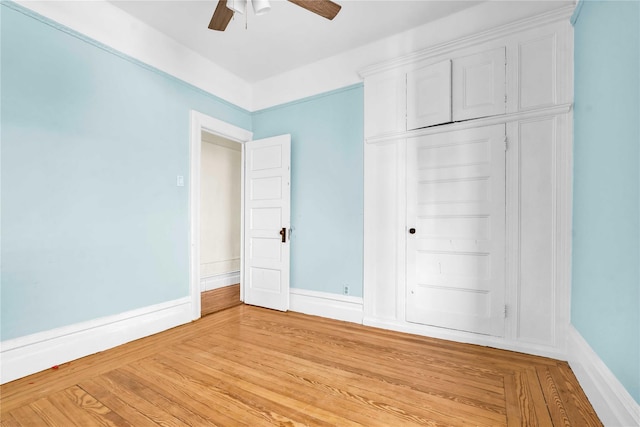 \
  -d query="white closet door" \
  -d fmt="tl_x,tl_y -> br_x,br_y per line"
452,47 -> 506,121
244,134 -> 291,312
407,60 -> 452,130
406,124 -> 506,337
